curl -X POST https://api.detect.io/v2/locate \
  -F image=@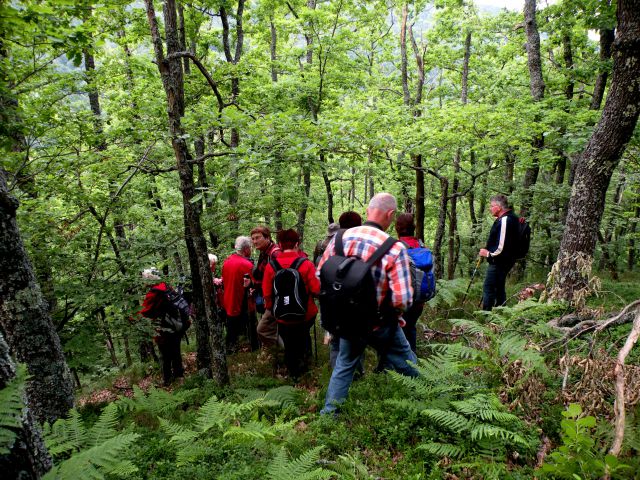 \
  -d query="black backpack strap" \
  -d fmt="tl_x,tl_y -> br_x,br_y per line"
269,258 -> 282,272
334,229 -> 346,257
365,236 -> 397,268
290,256 -> 307,271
